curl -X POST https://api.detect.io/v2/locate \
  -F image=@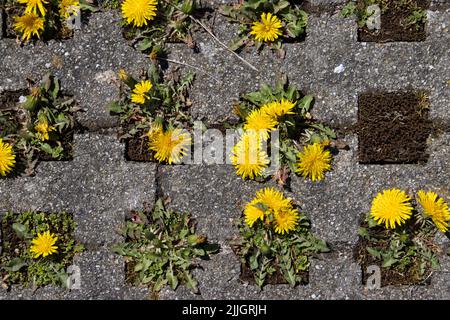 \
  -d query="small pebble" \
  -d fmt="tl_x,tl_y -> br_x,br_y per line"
334,64 -> 345,74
